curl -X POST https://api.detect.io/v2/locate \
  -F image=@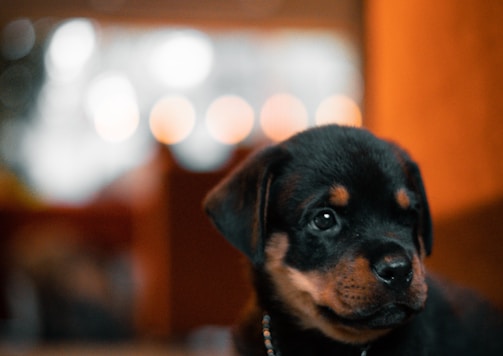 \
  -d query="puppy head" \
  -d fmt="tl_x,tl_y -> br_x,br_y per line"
204,125 -> 432,344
